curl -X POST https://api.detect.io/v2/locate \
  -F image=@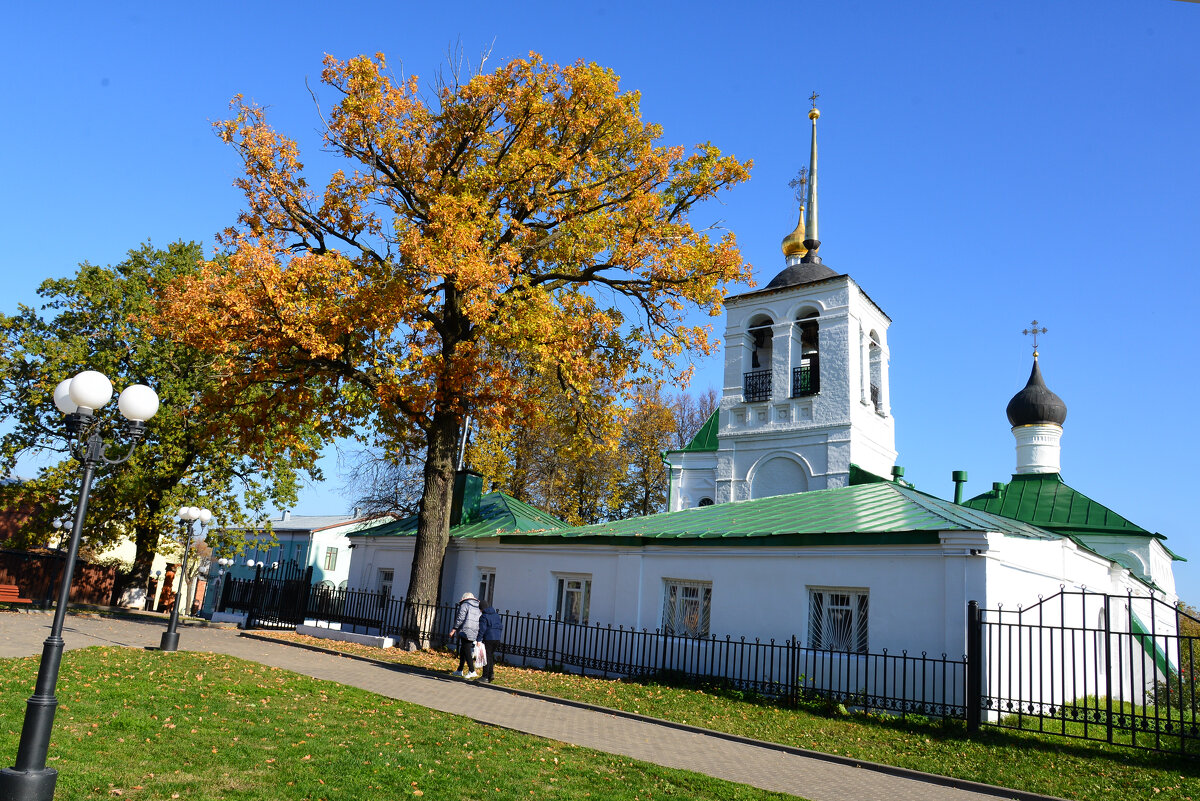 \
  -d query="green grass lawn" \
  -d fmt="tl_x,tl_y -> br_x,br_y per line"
256,631 -> 1200,801
0,647 -> 797,801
